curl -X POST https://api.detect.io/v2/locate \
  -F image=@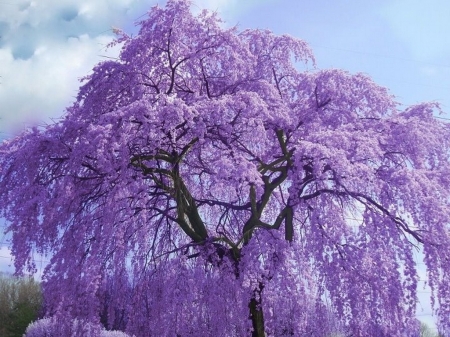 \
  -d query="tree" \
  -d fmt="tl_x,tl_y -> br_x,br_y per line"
1,0 -> 450,336
420,322 -> 444,337
0,273 -> 42,337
